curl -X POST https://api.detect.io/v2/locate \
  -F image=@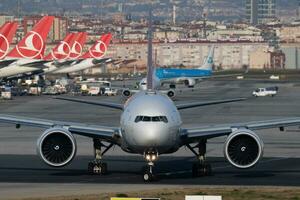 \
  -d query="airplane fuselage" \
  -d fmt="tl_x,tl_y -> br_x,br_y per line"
52,58 -> 94,74
156,68 -> 212,79
120,91 -> 182,154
